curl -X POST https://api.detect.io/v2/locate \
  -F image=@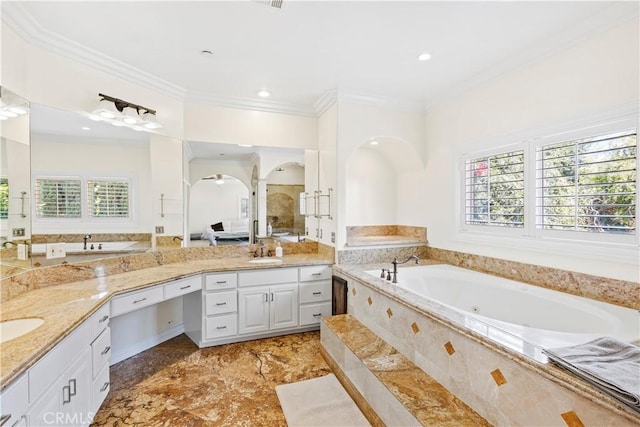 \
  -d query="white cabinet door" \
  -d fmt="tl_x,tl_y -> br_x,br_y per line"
28,347 -> 92,427
270,284 -> 299,330
238,287 -> 270,334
